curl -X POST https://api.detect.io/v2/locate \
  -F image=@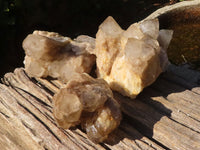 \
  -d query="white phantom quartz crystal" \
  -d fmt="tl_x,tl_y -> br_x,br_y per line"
22,31 -> 95,83
94,16 -> 173,98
